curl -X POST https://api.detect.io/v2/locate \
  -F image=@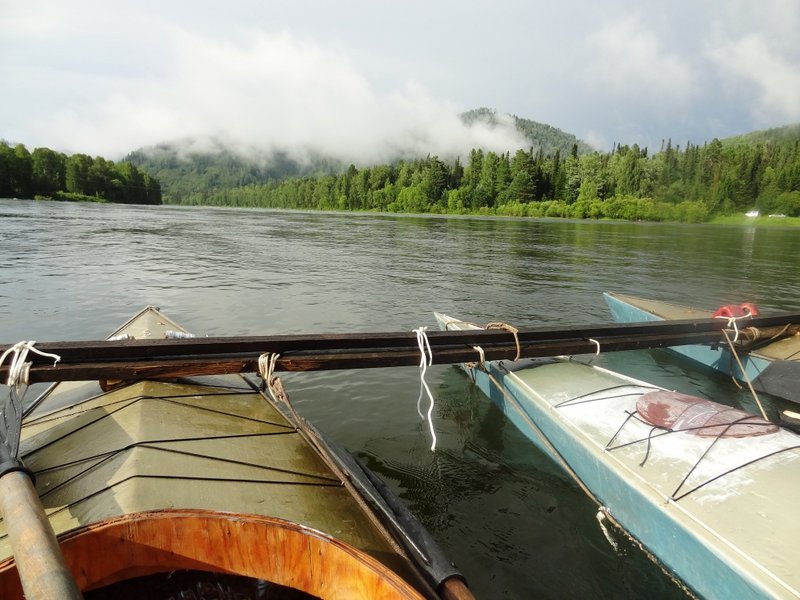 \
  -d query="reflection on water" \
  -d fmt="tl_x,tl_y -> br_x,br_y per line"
2,199 -> 800,599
